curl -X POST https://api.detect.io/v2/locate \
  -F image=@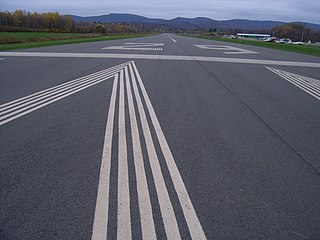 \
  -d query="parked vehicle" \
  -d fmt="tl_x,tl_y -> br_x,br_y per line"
279,38 -> 292,44
264,37 -> 277,42
292,42 -> 305,45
